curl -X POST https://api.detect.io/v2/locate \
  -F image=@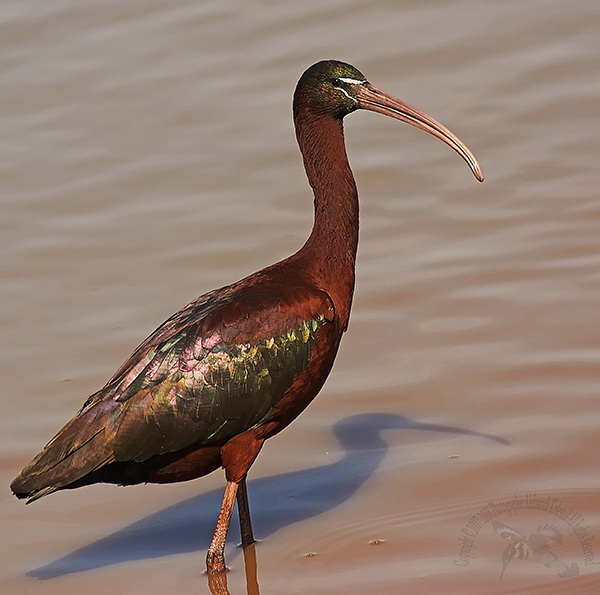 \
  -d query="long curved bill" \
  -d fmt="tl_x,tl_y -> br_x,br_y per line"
355,83 -> 484,182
